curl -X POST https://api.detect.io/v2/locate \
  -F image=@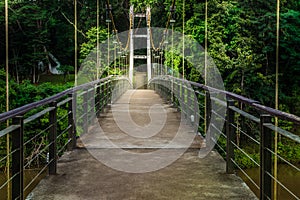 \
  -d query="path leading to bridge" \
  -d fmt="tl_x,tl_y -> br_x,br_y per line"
29,90 -> 257,200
